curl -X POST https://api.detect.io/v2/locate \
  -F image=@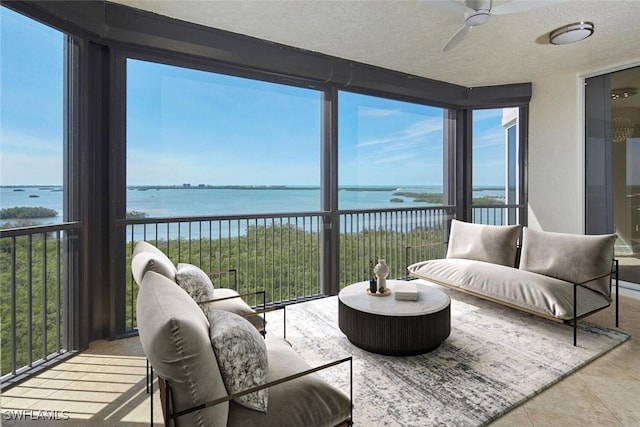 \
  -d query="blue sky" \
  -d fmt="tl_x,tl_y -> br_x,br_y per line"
0,7 -> 64,186
1,6 -> 506,188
